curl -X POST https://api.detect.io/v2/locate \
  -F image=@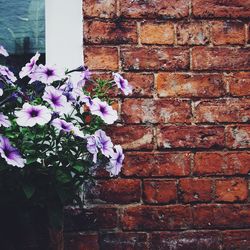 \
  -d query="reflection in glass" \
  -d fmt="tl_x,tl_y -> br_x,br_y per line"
0,0 -> 45,71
